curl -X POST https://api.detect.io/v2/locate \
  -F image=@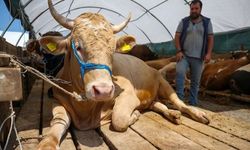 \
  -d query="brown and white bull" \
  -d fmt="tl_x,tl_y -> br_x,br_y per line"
201,55 -> 250,90
230,63 -> 250,95
38,0 -> 210,149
